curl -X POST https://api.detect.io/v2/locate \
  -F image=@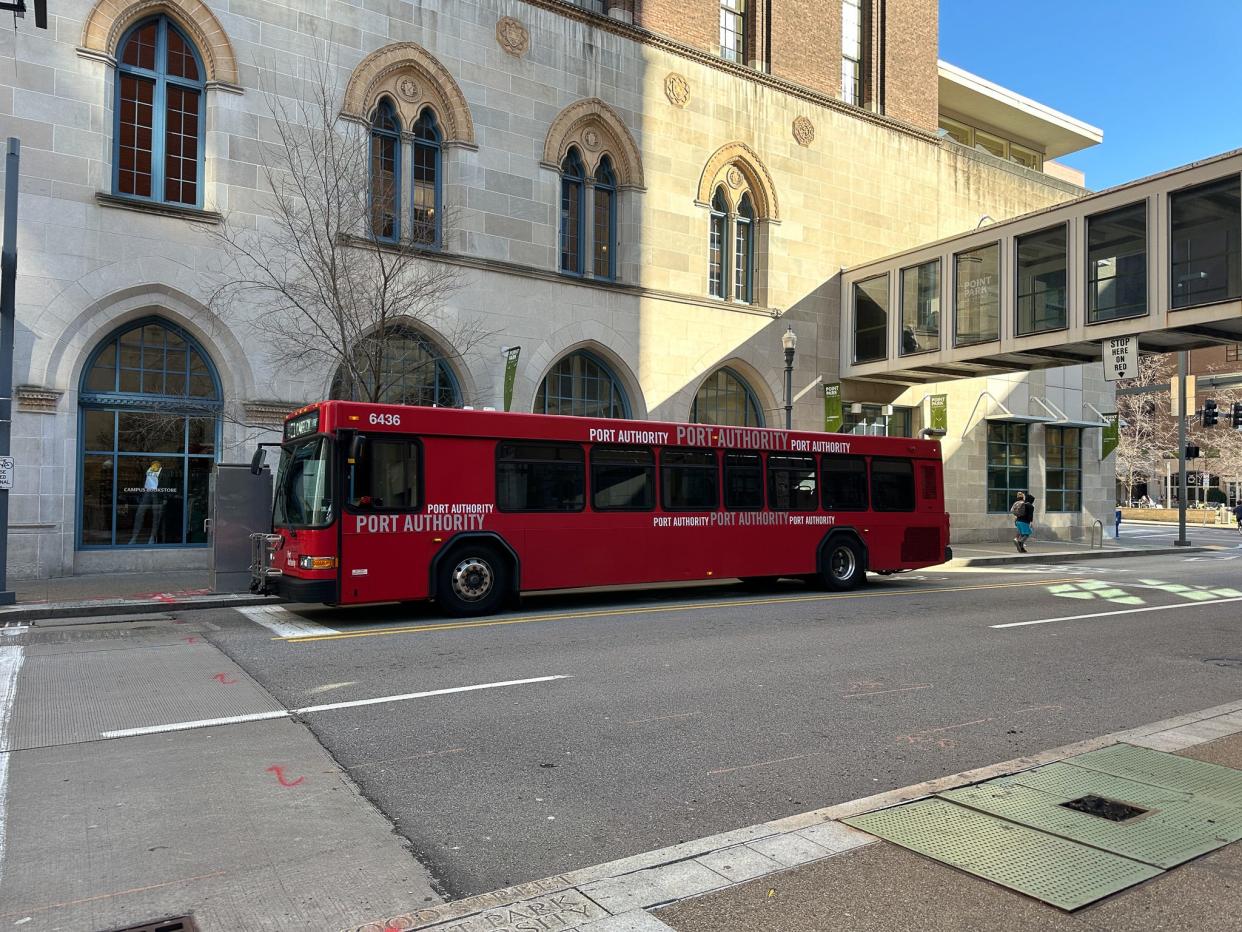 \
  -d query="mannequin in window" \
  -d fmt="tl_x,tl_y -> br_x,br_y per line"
129,460 -> 165,544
